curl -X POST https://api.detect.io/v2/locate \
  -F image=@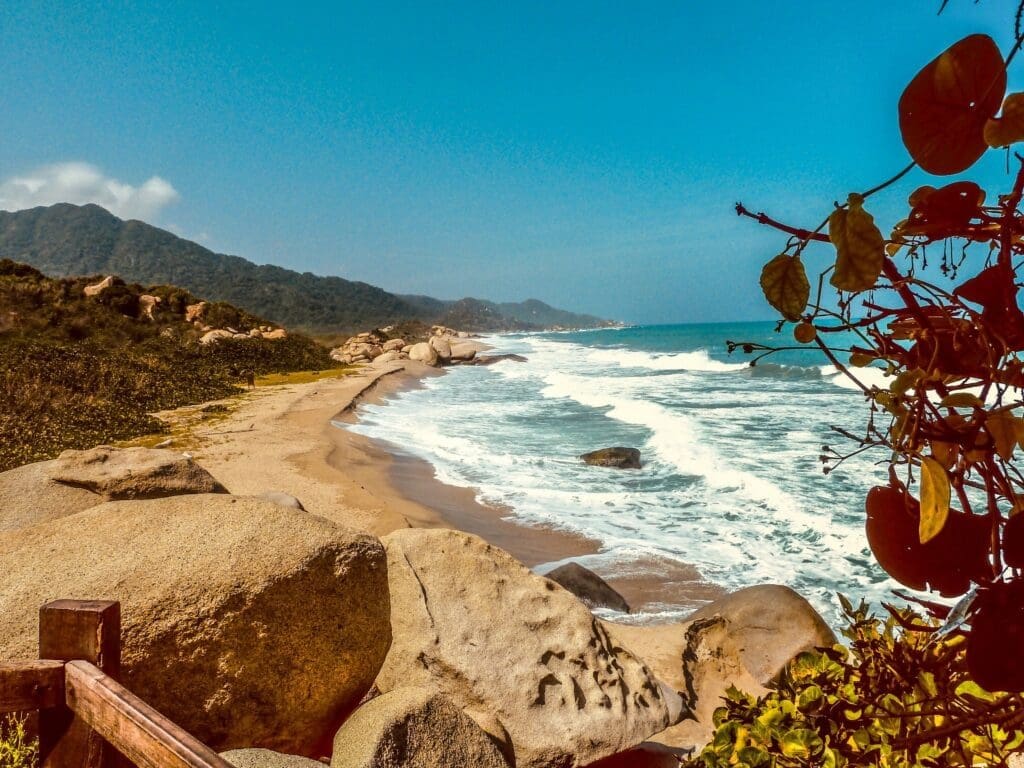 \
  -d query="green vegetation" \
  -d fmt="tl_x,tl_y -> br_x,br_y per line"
0,714 -> 37,768
0,203 -> 613,334
690,599 -> 1023,767
0,260 -> 338,471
